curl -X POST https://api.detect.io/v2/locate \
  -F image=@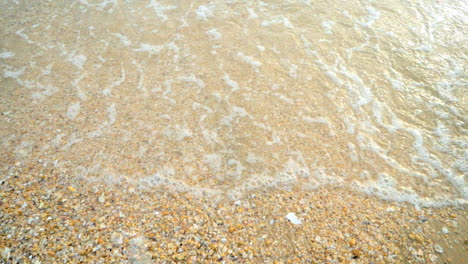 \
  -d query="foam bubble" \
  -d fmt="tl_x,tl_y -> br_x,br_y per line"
3,68 -> 24,78
302,116 -> 335,136
227,159 -> 245,180
321,20 -> 335,34
360,6 -> 381,27
204,154 -> 222,171
103,66 -> 125,96
146,0 -> 176,22
107,103 -> 116,125
347,143 -> 359,162
196,5 -> 214,21
177,75 -> 205,89
222,74 -> 239,92
206,28 -> 222,40
237,52 -> 261,73
434,121 -> 451,152
343,116 -> 355,134
15,140 -> 35,160
246,152 -> 259,164
133,43 -> 163,55
288,64 -> 298,79
111,33 -> 131,46
164,123 -> 192,141
262,16 -> 294,29
247,8 -> 258,19
70,54 -> 87,69
274,93 -> 294,104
